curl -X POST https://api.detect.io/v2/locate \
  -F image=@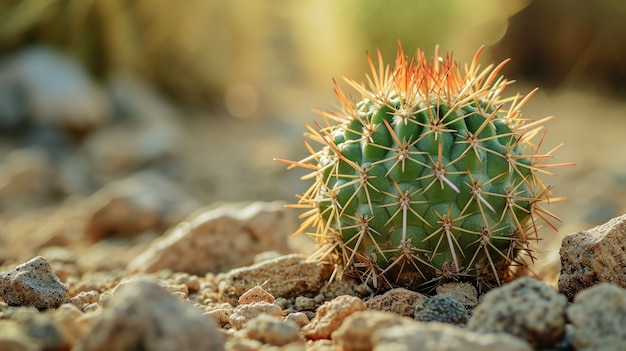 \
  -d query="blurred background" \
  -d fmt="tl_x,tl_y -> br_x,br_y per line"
0,0 -> 625,272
